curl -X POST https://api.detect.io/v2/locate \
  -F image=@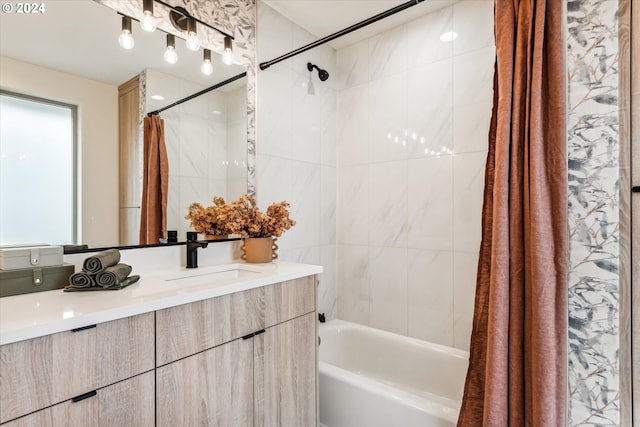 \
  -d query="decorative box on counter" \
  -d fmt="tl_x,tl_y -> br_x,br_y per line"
0,245 -> 64,270
0,264 -> 74,297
